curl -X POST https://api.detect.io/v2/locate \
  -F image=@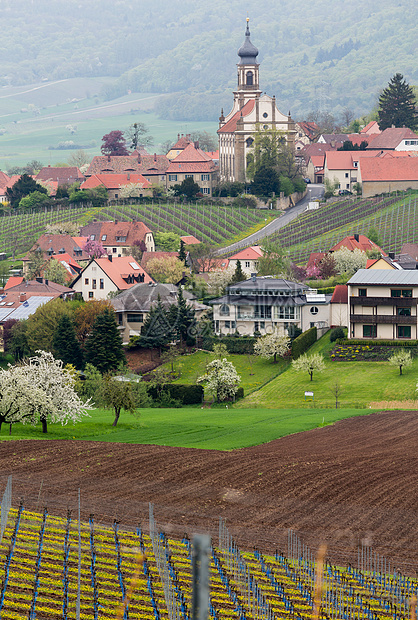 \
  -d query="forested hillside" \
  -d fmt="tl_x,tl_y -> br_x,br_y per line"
0,0 -> 416,121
